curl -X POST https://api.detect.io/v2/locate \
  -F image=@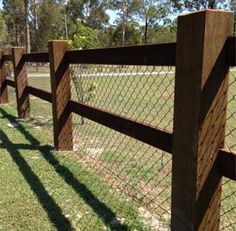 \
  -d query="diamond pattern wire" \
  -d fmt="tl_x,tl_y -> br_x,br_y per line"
25,63 -> 53,140
71,64 -> 174,230
220,68 -> 236,231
